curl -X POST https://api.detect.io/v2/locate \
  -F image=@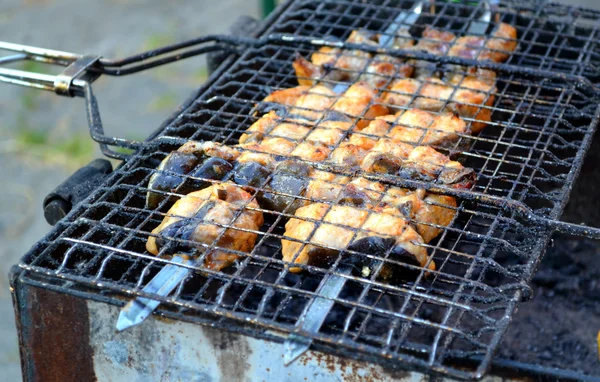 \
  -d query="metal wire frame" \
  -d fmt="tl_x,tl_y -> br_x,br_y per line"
14,0 -> 600,380
19,142 -> 539,377
16,61 -> 599,382
158,38 -> 598,219
270,0 -> 600,80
